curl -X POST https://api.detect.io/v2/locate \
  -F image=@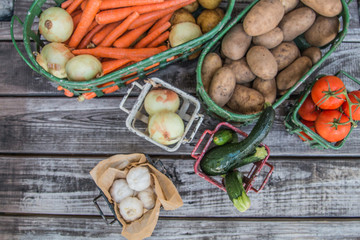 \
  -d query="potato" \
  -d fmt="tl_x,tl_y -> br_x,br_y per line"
224,58 -> 256,84
252,27 -> 283,49
281,0 -> 299,13
271,41 -> 300,71
252,78 -> 277,104
279,7 -> 316,41
246,46 -> 278,80
198,0 -> 221,10
227,85 -> 265,115
209,67 -> 236,107
170,9 -> 195,26
183,1 -> 199,13
302,47 -> 322,64
301,0 -> 342,17
243,0 -> 285,36
197,9 -> 223,33
276,56 -> 312,91
304,16 -> 340,47
201,53 -> 223,92
215,8 -> 225,19
221,24 -> 252,60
